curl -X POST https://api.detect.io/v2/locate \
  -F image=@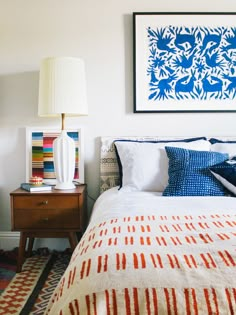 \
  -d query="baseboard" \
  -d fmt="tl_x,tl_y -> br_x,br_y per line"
0,231 -> 20,250
0,231 -> 70,251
